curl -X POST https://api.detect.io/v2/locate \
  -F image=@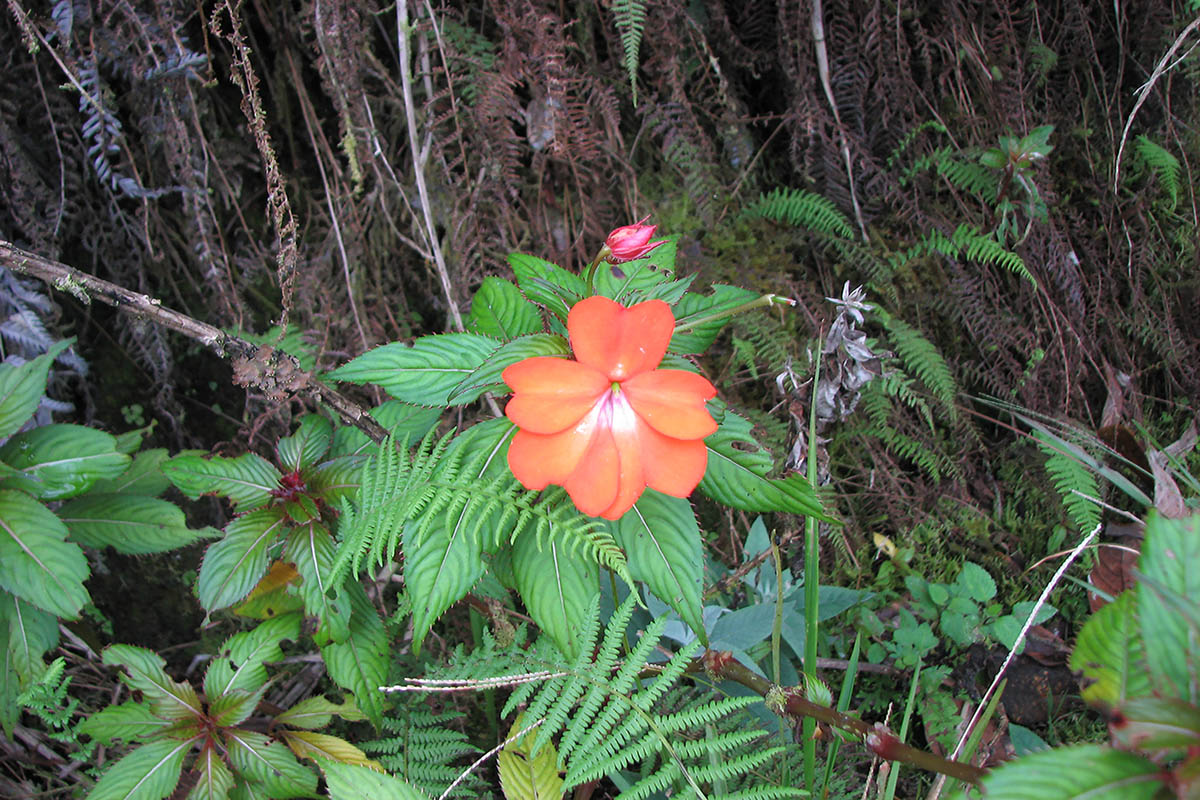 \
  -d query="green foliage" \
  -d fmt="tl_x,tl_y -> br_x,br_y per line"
1132,134 -> 1181,210
875,310 -> 959,421
744,187 -> 856,239
612,0 -> 648,105
363,702 -> 486,799
327,333 -> 502,407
